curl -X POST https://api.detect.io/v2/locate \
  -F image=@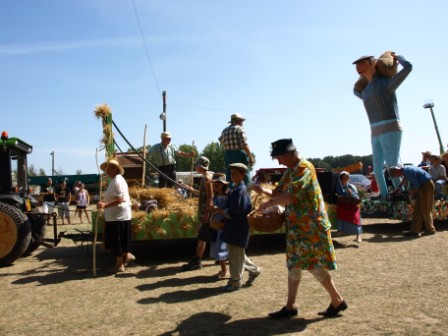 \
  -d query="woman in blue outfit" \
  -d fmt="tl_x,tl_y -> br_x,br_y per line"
209,173 -> 229,278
